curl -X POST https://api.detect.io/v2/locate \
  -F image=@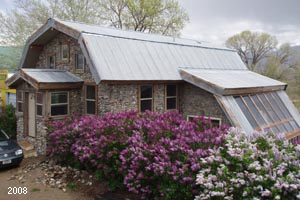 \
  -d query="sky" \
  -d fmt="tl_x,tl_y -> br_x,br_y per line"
0,0 -> 300,46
